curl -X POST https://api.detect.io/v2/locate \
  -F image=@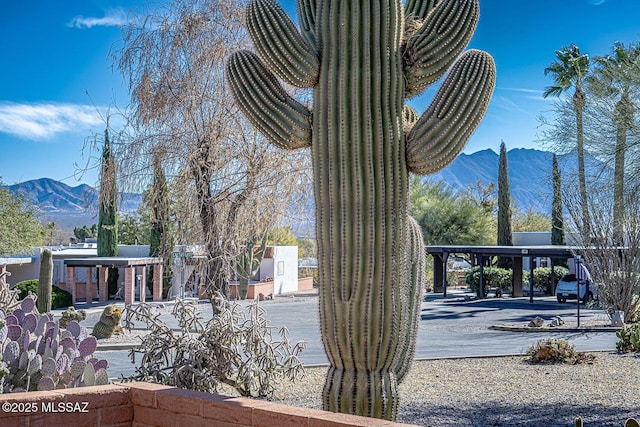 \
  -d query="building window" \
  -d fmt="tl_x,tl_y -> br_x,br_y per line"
277,261 -> 285,276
